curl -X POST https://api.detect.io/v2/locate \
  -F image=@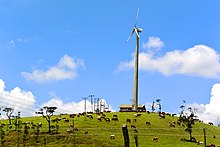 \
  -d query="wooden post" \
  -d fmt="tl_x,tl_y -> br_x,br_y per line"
122,124 -> 129,147
203,128 -> 206,147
